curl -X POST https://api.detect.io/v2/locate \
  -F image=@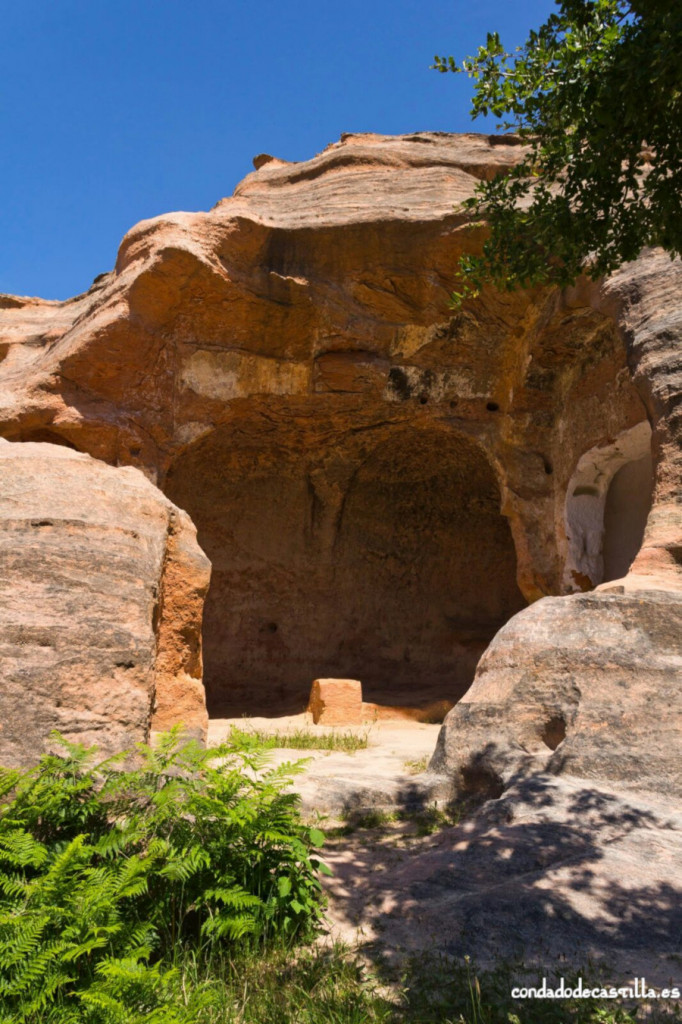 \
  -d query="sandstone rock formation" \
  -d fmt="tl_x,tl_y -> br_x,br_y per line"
431,588 -> 682,797
0,440 -> 210,765
1,131 -> 662,722
324,770 -> 682,982
1,131 -> 681,973
432,252 -> 682,799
